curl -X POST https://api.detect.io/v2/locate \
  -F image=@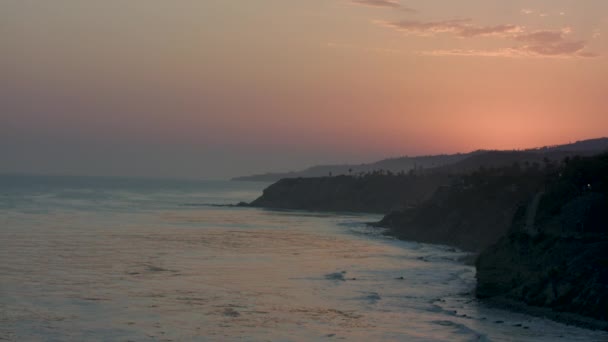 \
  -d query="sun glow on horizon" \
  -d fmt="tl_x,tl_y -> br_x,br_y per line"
0,0 -> 607,178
